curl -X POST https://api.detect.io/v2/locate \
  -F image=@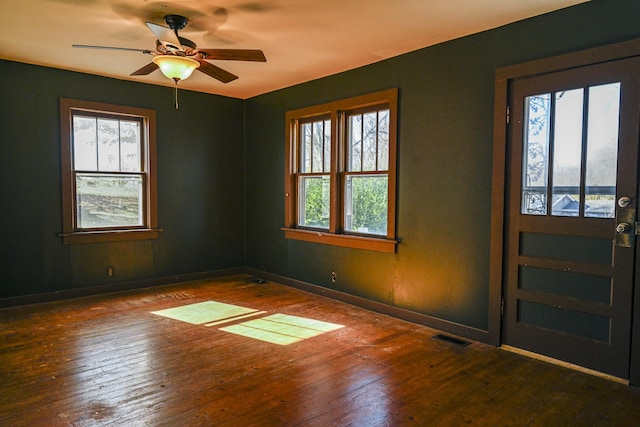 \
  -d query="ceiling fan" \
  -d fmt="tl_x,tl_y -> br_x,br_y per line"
73,14 -> 266,84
